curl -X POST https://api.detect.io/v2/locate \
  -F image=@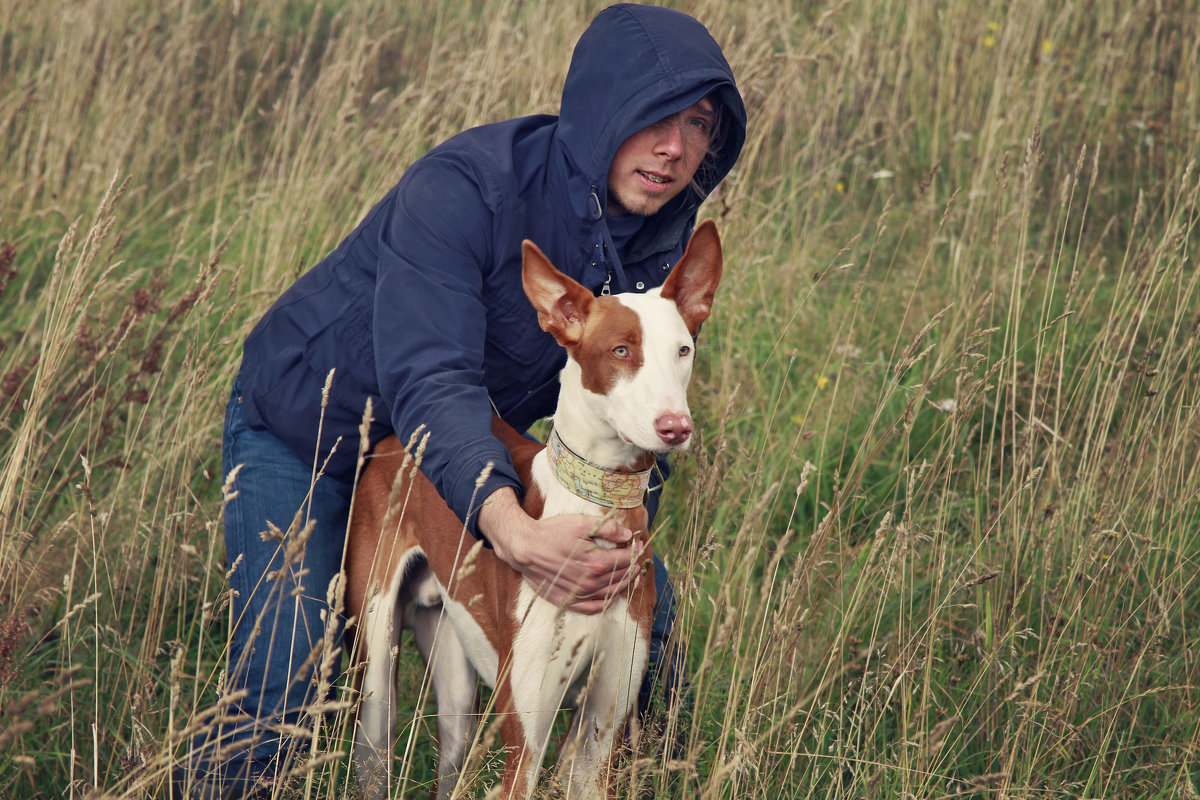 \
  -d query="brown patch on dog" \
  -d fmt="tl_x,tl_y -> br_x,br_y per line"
491,415 -> 546,520
567,297 -> 643,396
347,417 -> 554,666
